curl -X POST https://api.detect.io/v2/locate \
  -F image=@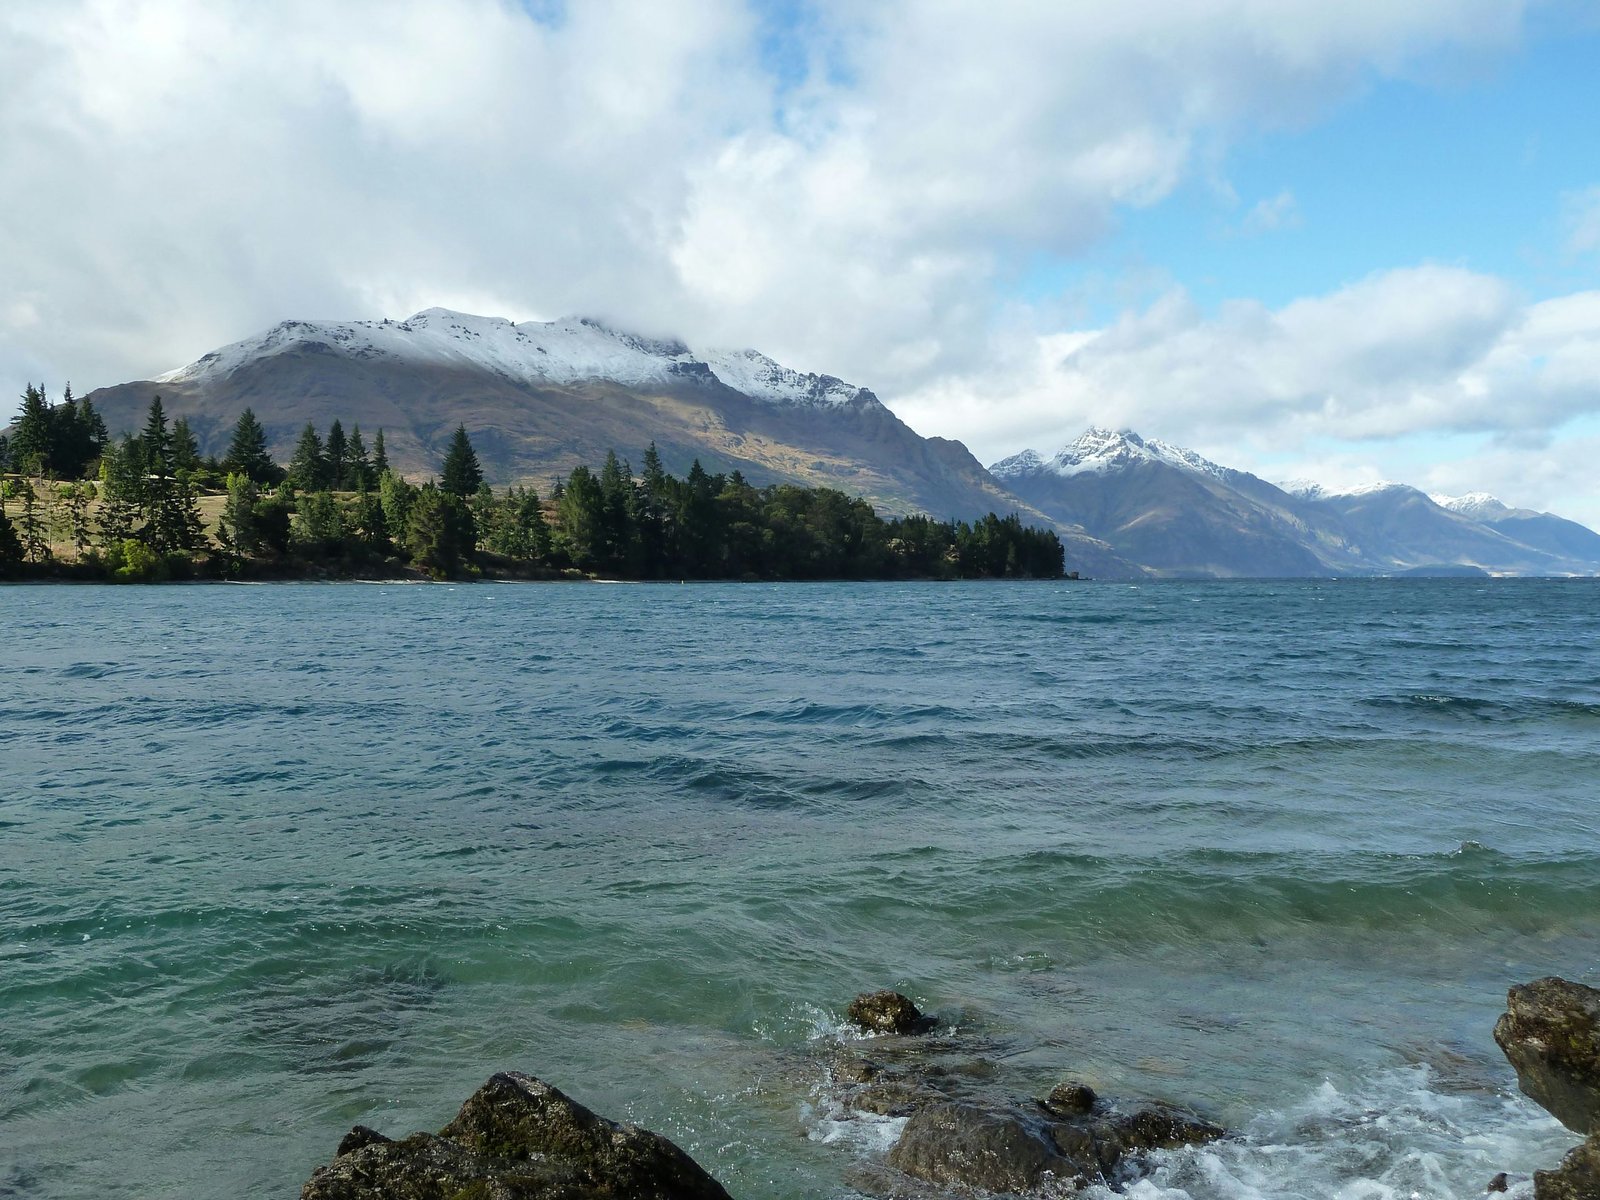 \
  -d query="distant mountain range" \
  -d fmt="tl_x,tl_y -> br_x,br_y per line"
992,429 -> 1600,578
79,309 -> 1600,579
